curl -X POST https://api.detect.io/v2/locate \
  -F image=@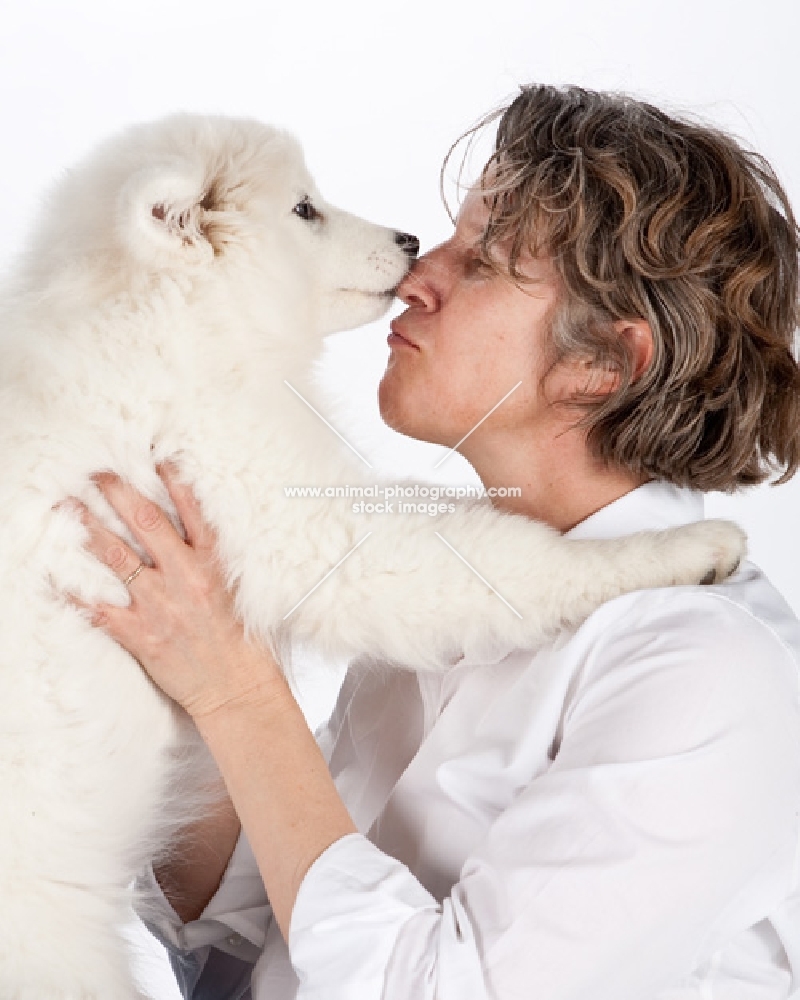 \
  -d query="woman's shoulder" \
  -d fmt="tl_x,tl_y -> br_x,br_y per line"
555,559 -> 800,740
578,559 -> 800,663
